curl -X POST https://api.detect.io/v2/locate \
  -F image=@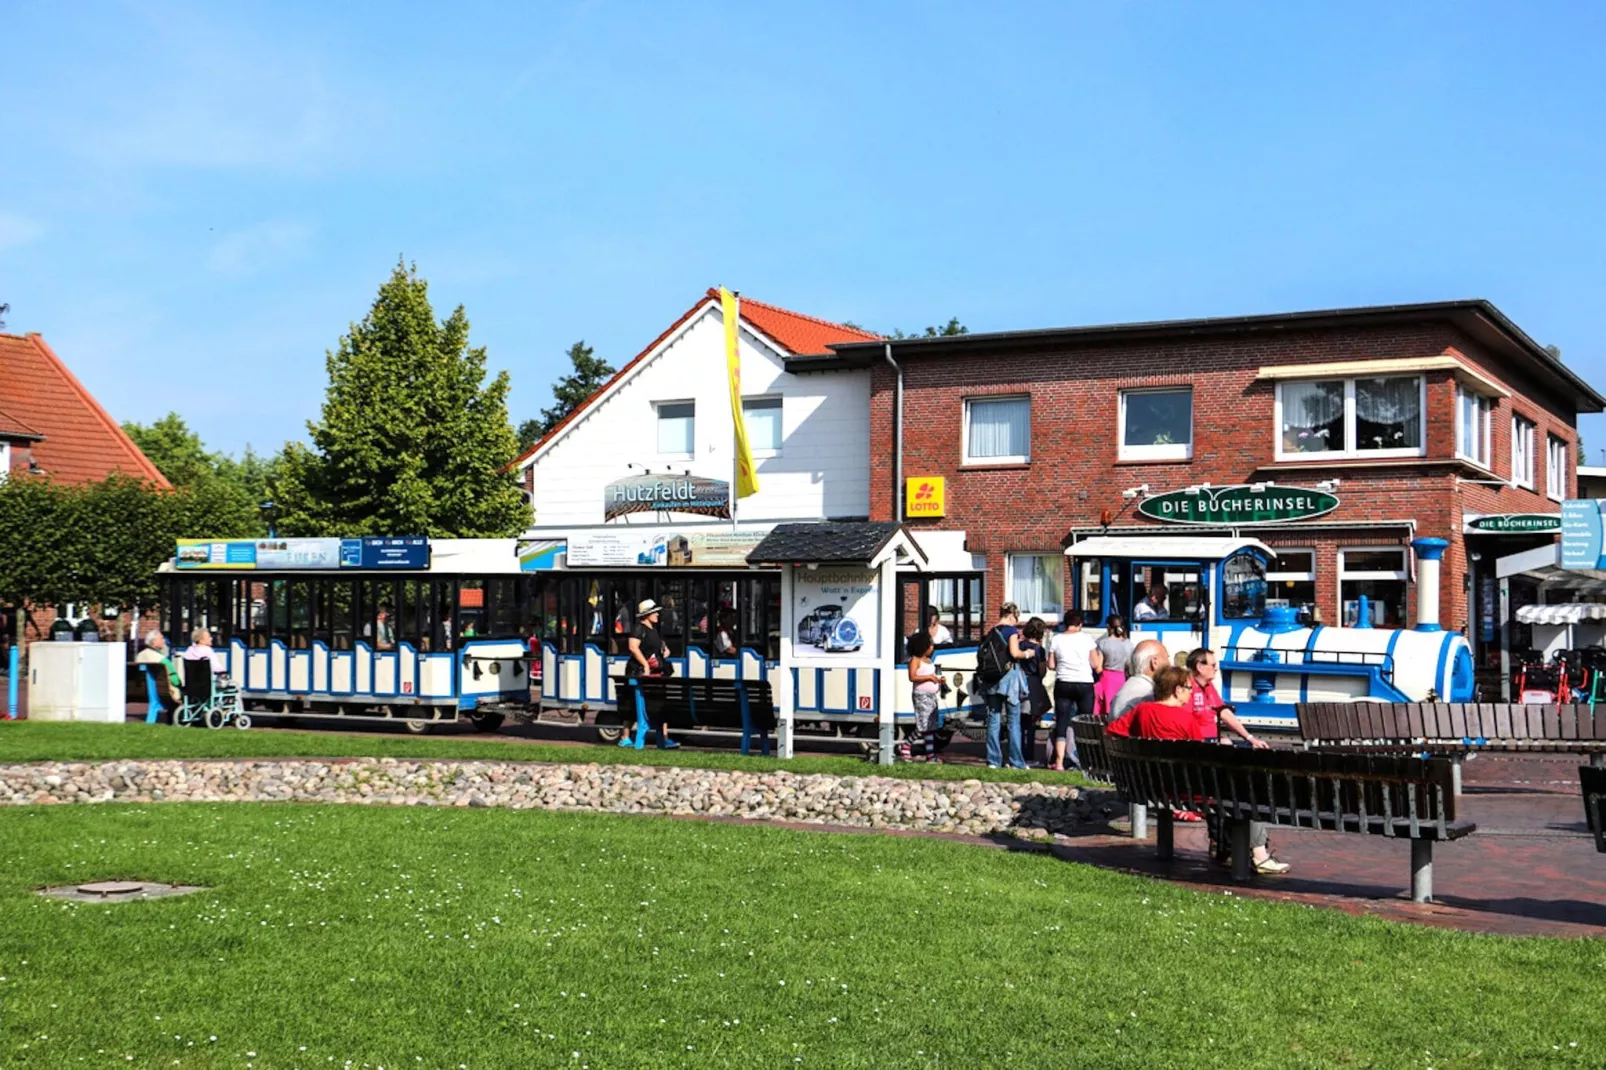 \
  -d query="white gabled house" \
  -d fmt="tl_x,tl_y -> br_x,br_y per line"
514,288 -> 879,534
